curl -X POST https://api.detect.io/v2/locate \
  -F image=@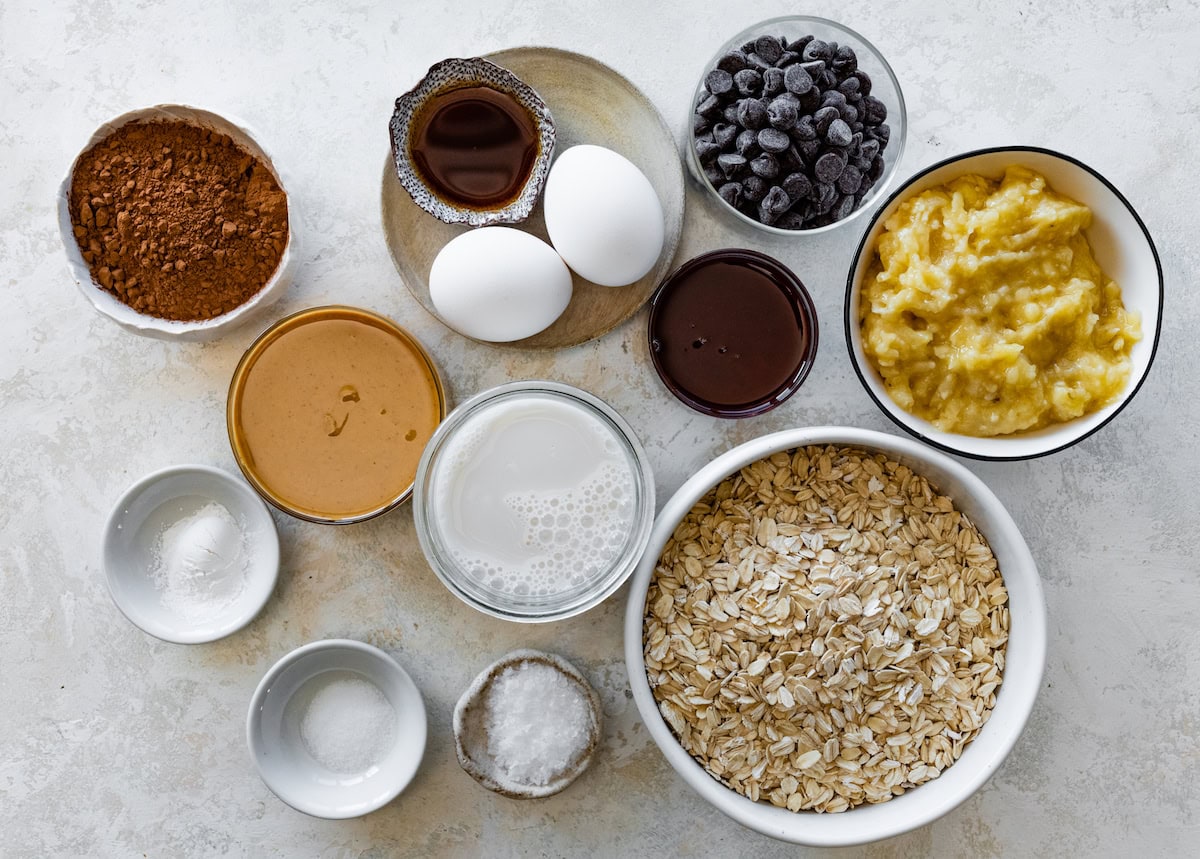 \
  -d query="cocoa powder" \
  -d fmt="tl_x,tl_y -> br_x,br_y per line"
69,120 -> 288,322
